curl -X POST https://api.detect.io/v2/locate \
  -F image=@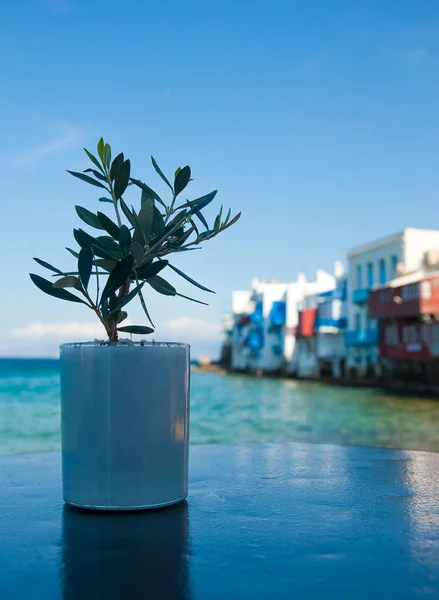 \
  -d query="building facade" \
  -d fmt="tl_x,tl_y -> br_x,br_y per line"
295,262 -> 347,379
369,251 -> 439,385
230,280 -> 290,373
345,229 -> 439,378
